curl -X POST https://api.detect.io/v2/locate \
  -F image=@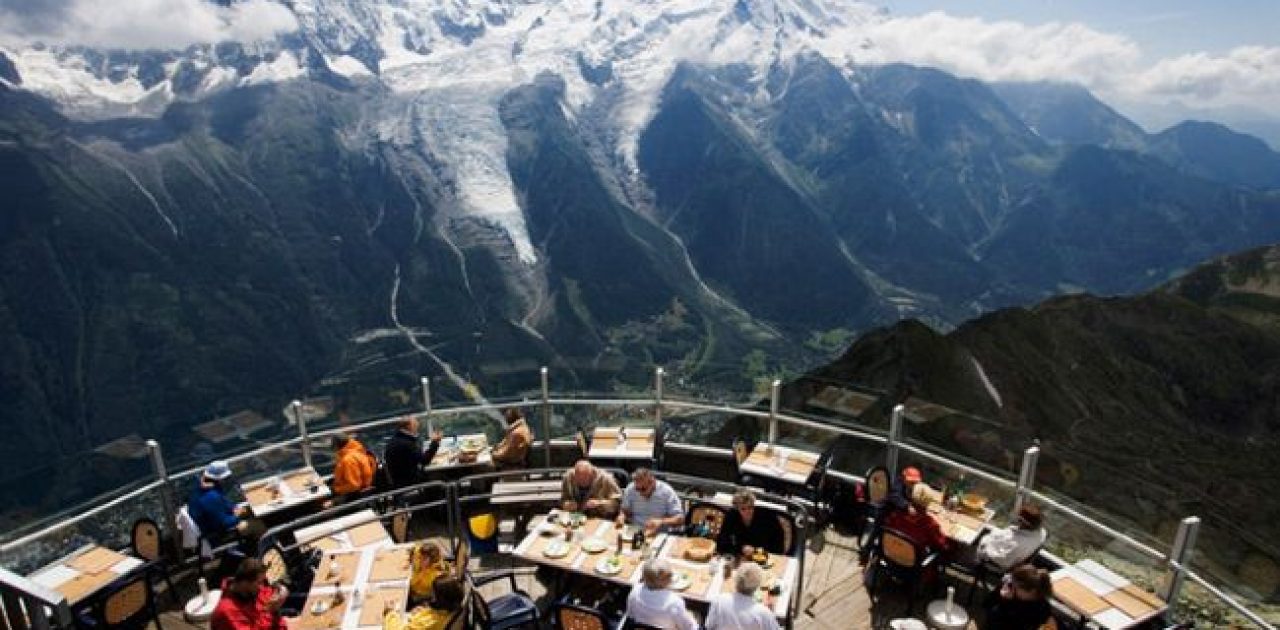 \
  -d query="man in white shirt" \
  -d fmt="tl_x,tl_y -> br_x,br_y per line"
977,504 -> 1047,571
626,558 -> 699,630
617,468 -> 685,534
706,563 -> 781,630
